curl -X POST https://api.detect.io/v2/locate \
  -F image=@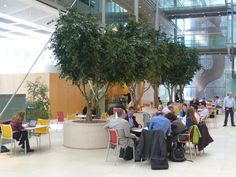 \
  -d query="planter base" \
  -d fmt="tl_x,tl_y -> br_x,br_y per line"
63,120 -> 108,149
